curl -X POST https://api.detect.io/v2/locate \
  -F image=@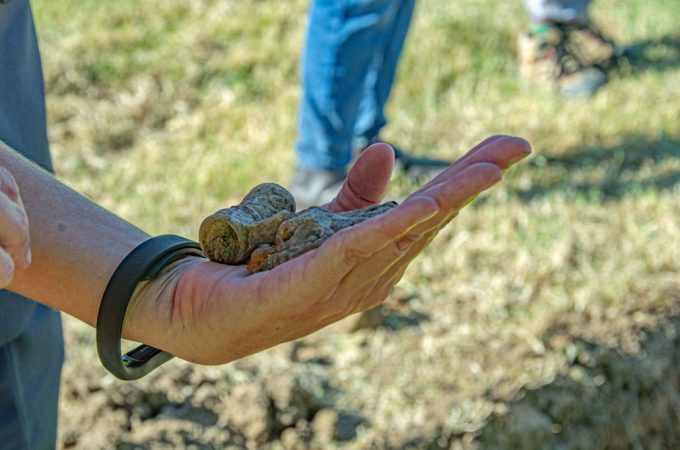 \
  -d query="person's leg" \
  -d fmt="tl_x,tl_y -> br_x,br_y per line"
292,0 -> 449,207
518,0 -> 620,97
352,0 -> 452,184
353,0 -> 416,146
295,0 -> 406,172
292,0 -> 412,207
0,303 -> 63,450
